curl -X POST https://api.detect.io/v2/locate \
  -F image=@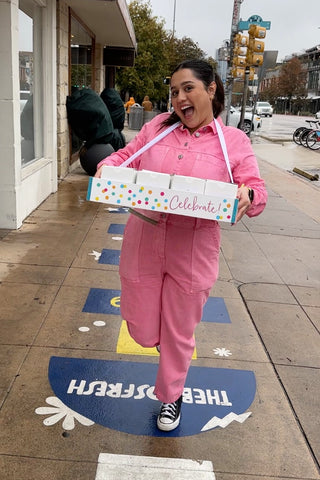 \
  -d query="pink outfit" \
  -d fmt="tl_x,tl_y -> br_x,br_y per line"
97,113 -> 267,403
